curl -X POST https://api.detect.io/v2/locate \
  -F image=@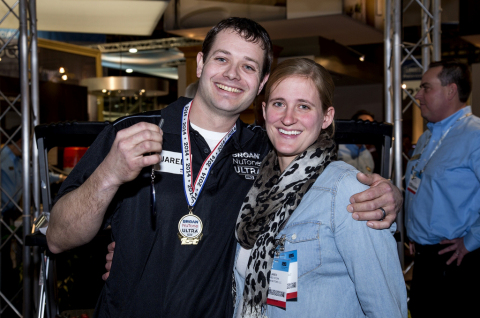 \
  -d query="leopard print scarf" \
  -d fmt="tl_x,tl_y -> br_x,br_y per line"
235,130 -> 336,317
